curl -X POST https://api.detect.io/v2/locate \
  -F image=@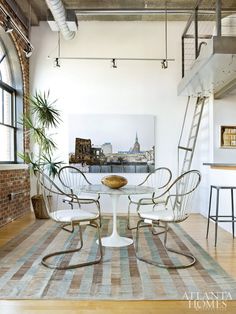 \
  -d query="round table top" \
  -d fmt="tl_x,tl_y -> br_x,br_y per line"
80,184 -> 155,196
